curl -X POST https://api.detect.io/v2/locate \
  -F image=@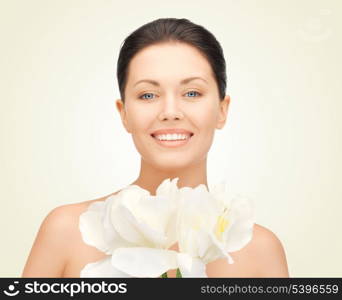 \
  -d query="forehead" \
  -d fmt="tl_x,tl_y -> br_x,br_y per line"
126,42 -> 214,87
